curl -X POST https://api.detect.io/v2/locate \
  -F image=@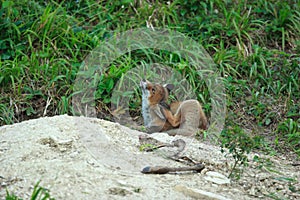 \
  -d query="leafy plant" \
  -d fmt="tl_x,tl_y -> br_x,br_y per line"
139,143 -> 158,152
220,124 -> 264,179
6,181 -> 54,200
276,118 -> 300,156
